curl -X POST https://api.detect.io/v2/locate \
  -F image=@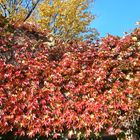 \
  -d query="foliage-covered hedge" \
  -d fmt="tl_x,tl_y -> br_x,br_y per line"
0,22 -> 140,139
